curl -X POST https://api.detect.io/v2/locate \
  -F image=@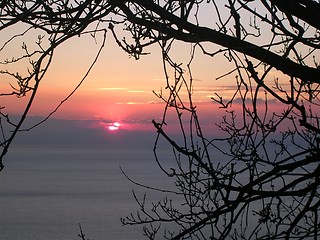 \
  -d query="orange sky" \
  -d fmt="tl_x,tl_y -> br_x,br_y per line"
1,1 -> 318,138
2,24 -> 314,136
1,28 -> 238,123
